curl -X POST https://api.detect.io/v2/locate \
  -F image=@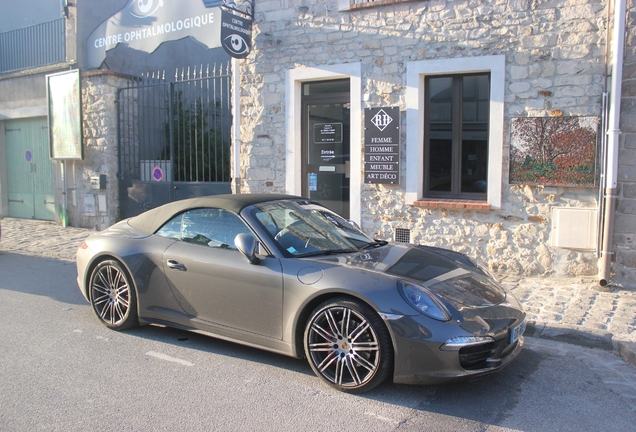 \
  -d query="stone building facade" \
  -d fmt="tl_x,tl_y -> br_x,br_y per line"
615,0 -> 636,283
236,0 -> 633,284
1,0 -> 633,287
